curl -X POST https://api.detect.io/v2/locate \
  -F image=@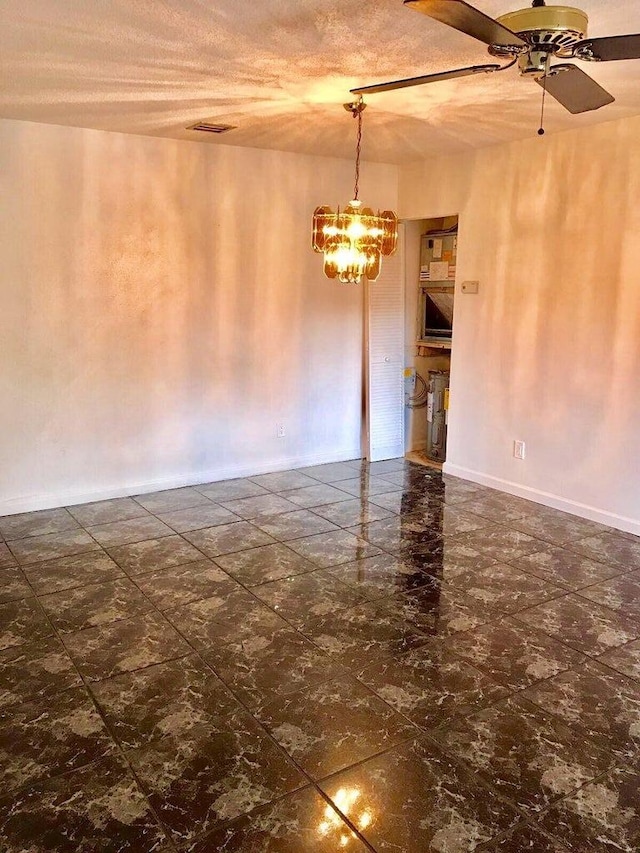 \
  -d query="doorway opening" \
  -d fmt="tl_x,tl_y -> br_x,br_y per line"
403,214 -> 459,469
